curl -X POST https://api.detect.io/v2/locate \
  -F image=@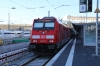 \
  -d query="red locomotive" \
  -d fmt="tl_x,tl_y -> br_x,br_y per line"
29,17 -> 74,52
